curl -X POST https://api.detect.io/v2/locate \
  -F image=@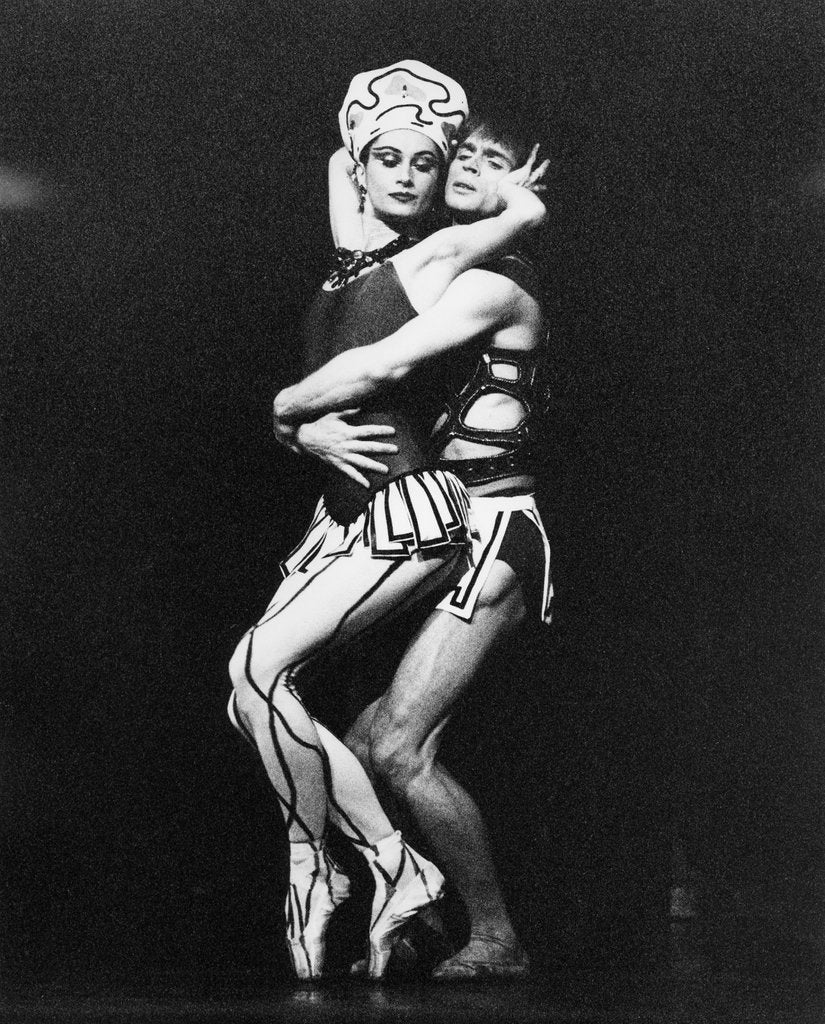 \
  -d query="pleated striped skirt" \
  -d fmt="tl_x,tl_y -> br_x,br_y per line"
280,469 -> 475,578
